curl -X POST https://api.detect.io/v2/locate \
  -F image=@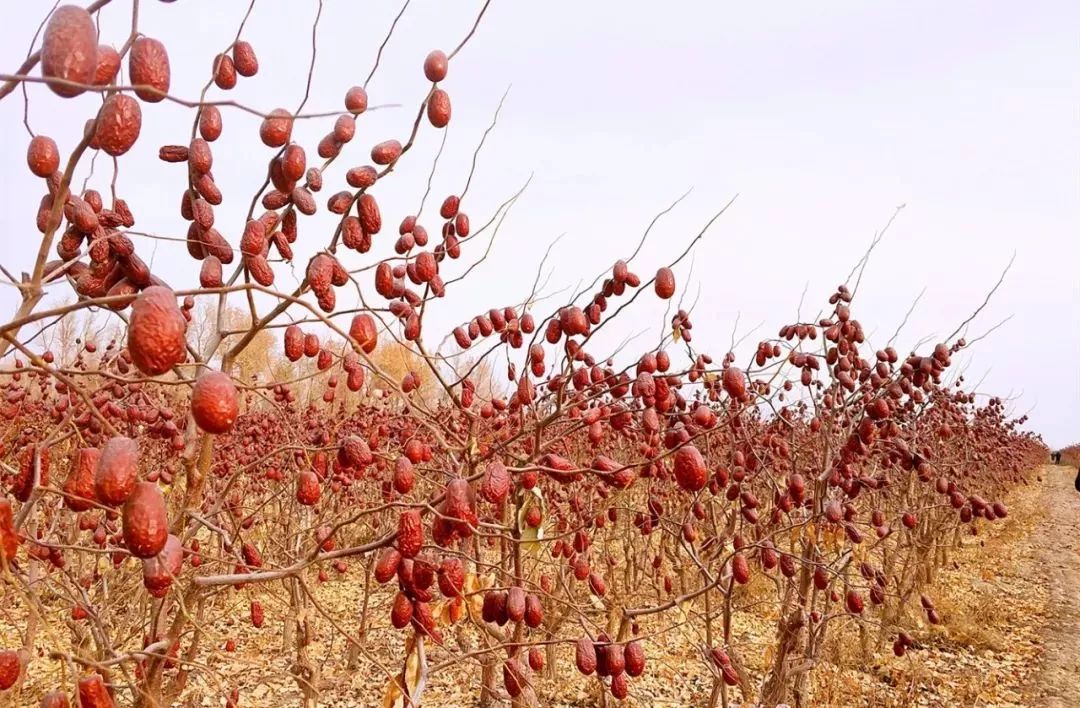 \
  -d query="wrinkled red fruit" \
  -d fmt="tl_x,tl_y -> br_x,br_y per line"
122,481 -> 168,559
77,674 -> 113,707
41,6 -> 98,98
127,287 -> 186,376
190,370 -> 239,434
0,649 -> 20,690
673,444 -> 707,492
94,436 -> 139,506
